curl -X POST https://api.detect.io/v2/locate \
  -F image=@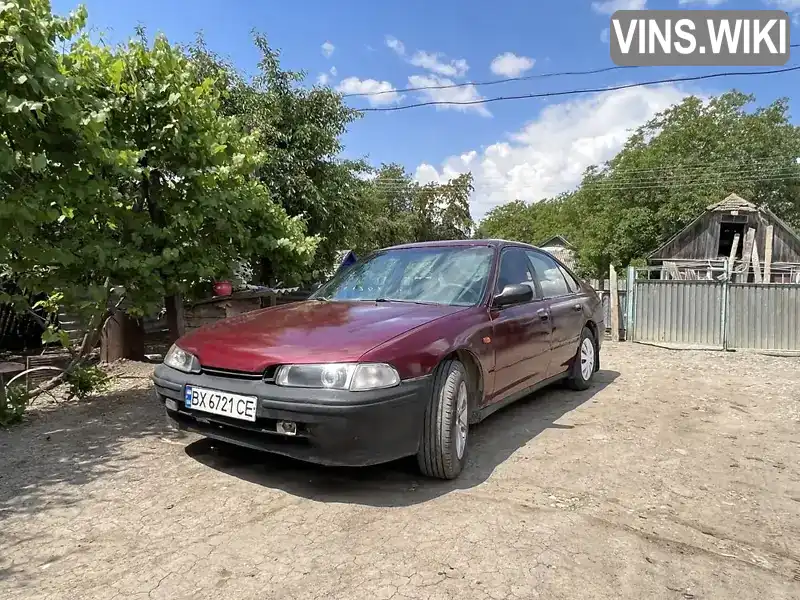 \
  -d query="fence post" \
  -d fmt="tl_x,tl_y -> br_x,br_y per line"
626,265 -> 635,341
609,264 -> 620,342
721,258 -> 729,351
